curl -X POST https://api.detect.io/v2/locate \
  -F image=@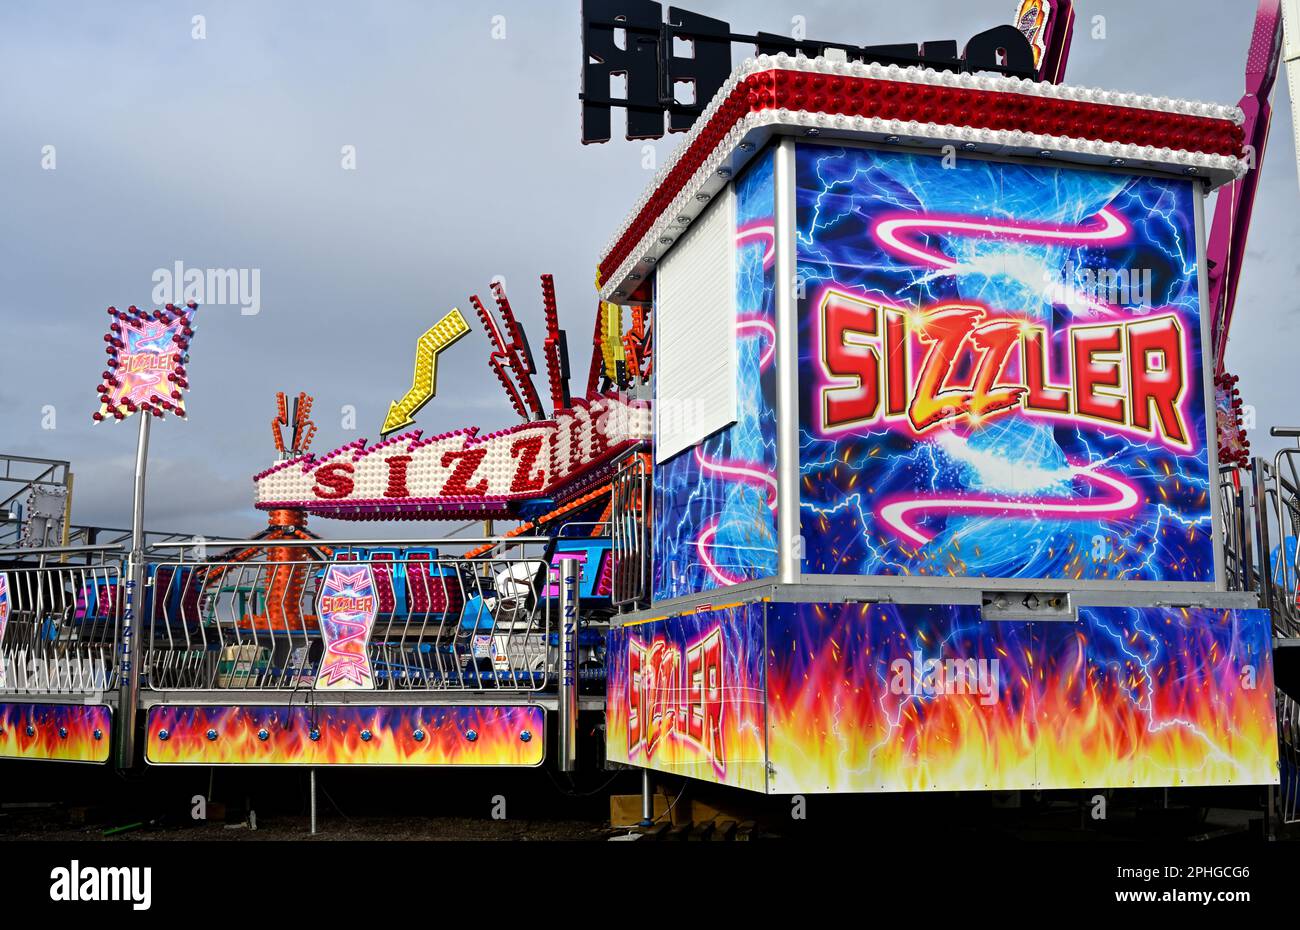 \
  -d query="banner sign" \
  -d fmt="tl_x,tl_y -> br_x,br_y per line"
315,564 -> 378,690
796,144 -> 1215,584
255,395 -> 650,520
